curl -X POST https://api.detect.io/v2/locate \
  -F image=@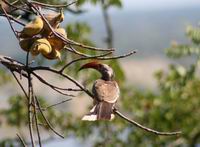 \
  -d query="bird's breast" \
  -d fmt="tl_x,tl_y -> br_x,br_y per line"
92,79 -> 120,103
